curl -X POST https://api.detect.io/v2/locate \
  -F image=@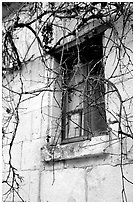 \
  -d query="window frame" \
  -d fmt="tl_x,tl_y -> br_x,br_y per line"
61,61 -> 107,144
